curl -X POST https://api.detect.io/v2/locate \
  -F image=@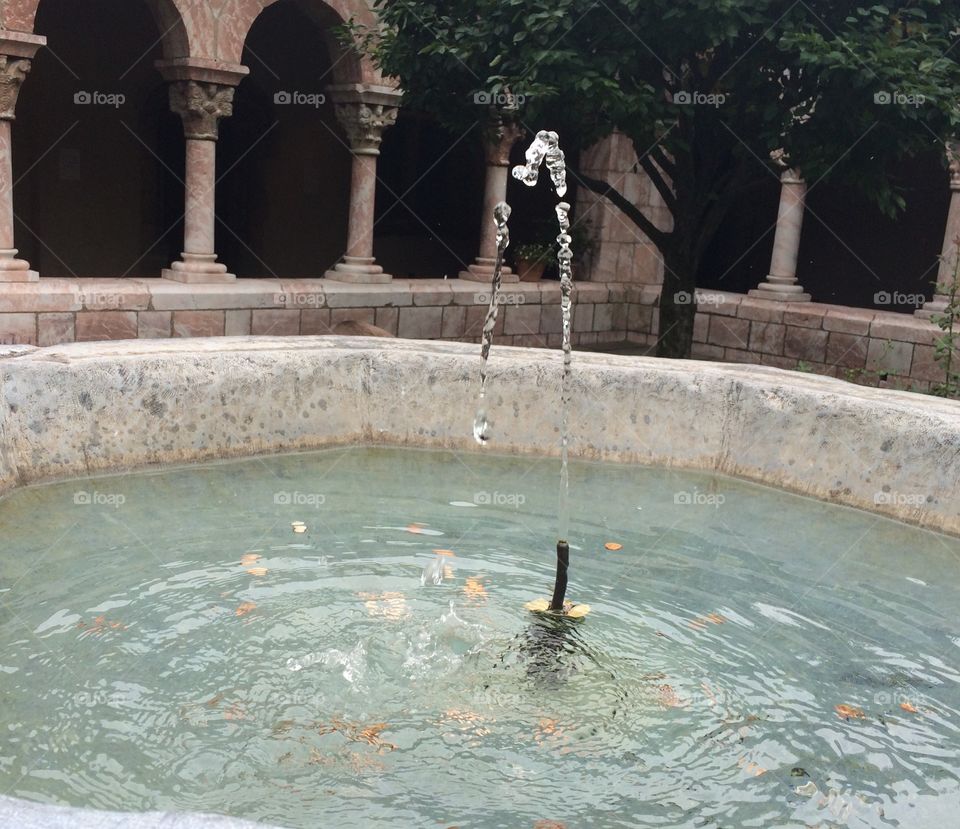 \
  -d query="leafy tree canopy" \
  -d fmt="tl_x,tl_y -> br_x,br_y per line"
353,0 -> 960,356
